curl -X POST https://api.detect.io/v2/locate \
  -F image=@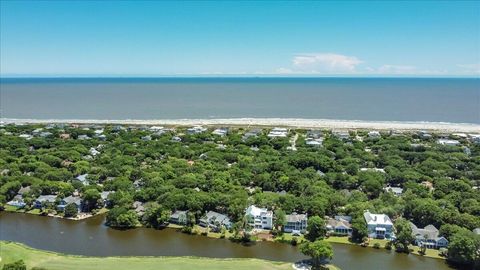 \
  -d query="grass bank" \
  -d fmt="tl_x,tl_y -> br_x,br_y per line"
0,241 -> 294,270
